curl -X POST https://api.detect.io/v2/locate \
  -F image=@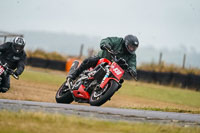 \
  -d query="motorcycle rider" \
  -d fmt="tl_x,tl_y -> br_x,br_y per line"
0,37 -> 26,93
68,34 -> 139,80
